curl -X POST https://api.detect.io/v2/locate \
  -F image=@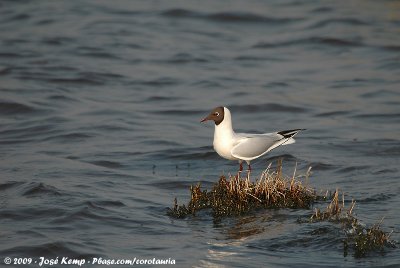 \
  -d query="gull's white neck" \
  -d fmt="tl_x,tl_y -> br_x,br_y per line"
214,107 -> 235,139
213,107 -> 237,160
